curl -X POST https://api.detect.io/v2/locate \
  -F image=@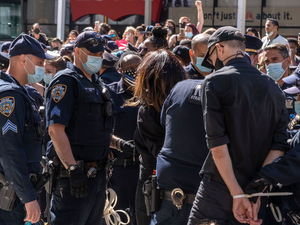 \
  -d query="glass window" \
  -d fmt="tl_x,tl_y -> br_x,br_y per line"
0,0 -> 22,40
